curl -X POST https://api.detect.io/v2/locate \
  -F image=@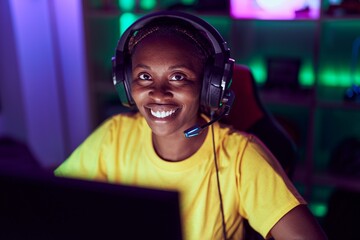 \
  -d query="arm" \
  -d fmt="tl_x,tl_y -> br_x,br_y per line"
270,205 -> 327,240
